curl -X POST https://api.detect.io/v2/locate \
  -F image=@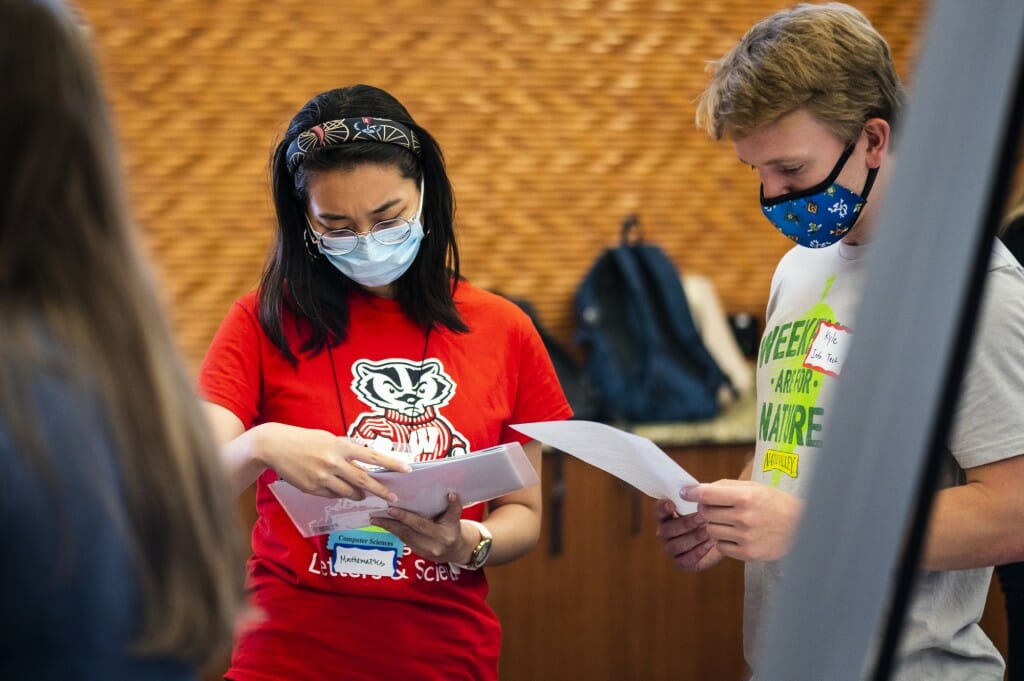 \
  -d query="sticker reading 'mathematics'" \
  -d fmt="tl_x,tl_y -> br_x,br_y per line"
330,528 -> 403,577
